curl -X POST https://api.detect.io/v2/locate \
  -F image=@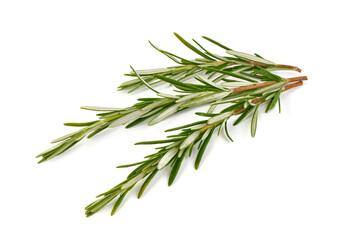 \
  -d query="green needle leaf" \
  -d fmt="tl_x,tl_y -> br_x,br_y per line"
111,188 -> 132,216
180,91 -> 231,109
125,115 -> 152,129
148,41 -> 182,65
165,120 -> 207,132
200,66 -> 258,83
138,170 -> 158,199
194,75 -> 226,91
148,102 -> 182,126
50,129 -> 84,144
226,50 -> 276,65
233,106 -> 254,126
117,161 -> 147,168
153,74 -> 203,91
87,123 -> 109,138
168,153 -> 185,186
224,121 -> 233,142
174,32 -> 214,60
266,89 -> 282,113
202,36 -> 232,50
278,97 -> 282,113
253,67 -> 283,81
251,105 -> 259,137
130,65 -> 159,93
63,121 -> 99,127
135,138 -> 183,145
195,128 -> 214,169
86,194 -> 118,217
80,106 -> 123,111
